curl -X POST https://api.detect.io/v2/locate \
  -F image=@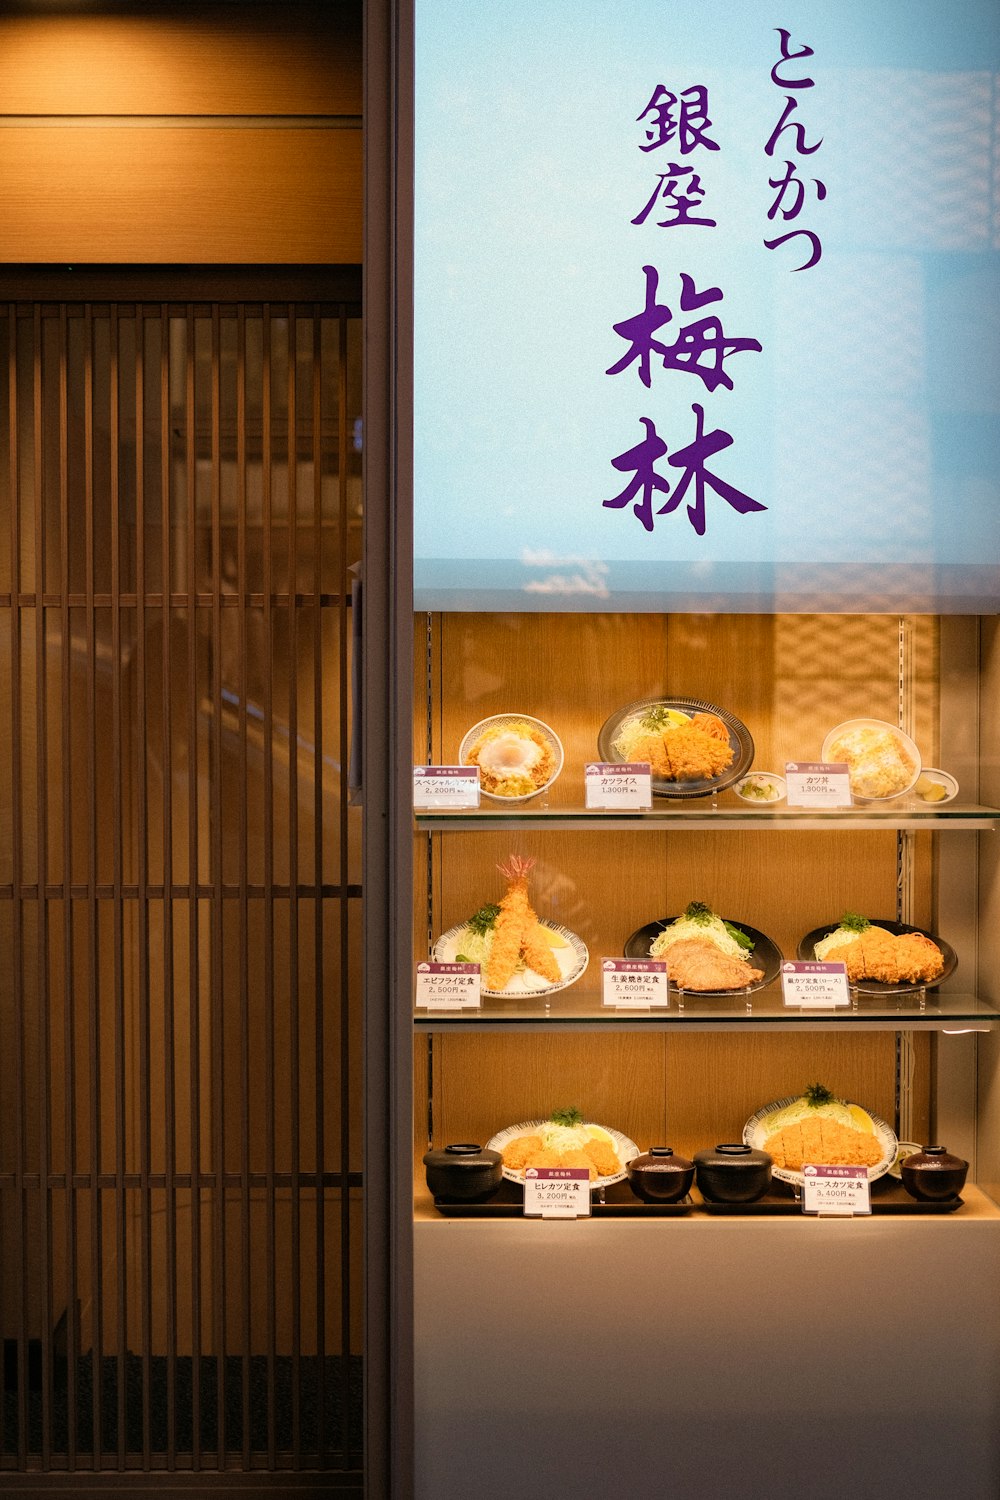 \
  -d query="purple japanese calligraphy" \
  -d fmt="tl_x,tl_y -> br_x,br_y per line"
601,73 -> 768,538
764,27 -> 825,269
635,81 -> 719,228
606,267 -> 762,392
604,406 -> 766,537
